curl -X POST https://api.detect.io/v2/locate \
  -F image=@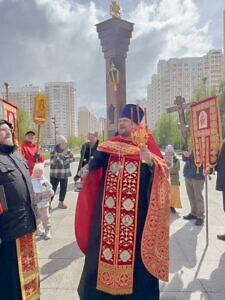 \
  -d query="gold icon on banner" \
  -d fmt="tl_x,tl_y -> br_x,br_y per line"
33,93 -> 48,124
